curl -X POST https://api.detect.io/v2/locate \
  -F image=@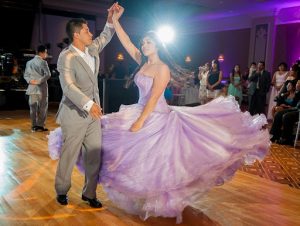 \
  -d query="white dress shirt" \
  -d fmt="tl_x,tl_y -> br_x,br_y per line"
73,22 -> 113,112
